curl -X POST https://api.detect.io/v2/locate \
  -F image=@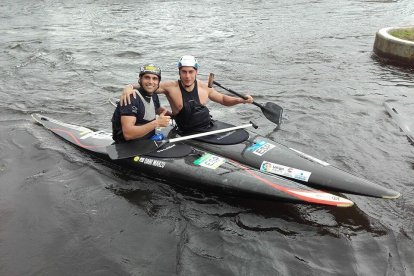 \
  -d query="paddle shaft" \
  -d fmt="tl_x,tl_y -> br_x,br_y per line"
106,122 -> 256,159
212,80 -> 262,109
167,123 -> 255,143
